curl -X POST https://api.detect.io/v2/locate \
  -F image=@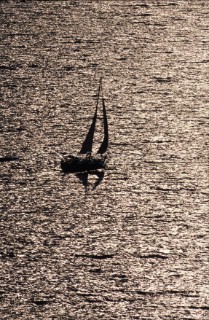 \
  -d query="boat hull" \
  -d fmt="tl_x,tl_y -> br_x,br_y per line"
61,156 -> 105,173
